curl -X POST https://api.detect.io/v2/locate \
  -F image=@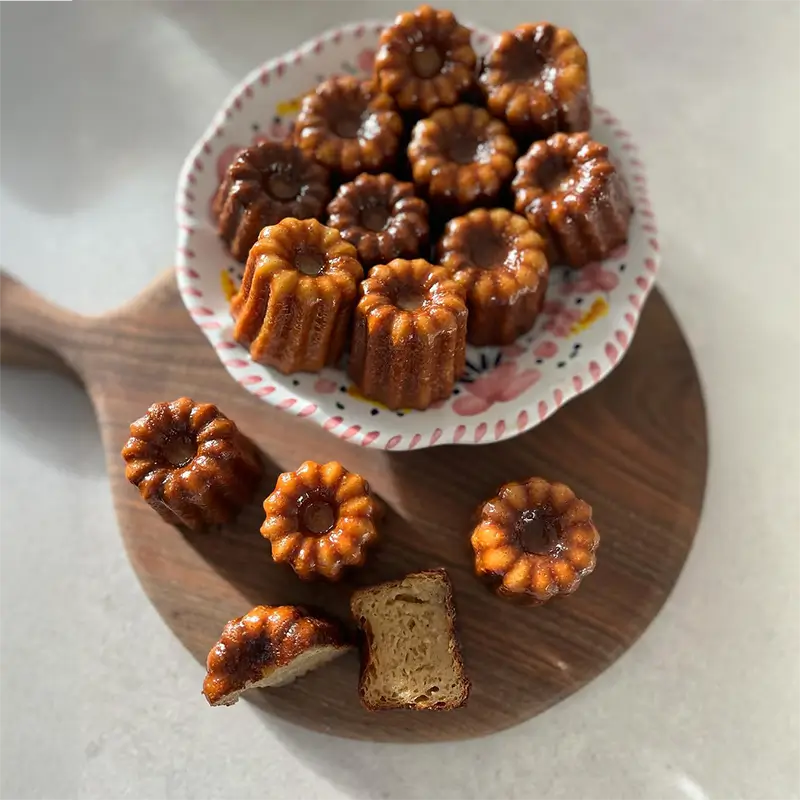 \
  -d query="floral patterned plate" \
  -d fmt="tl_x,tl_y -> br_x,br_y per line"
175,20 -> 660,450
